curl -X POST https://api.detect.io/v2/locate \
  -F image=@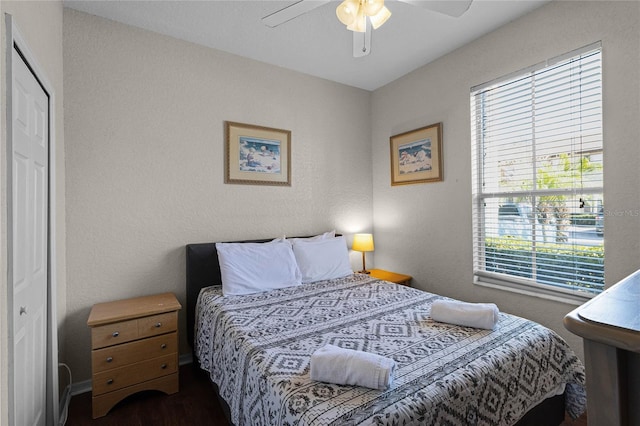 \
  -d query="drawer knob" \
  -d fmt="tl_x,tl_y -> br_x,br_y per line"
155,322 -> 162,328
161,343 -> 167,349
107,379 -> 114,385
106,357 -> 113,363
161,364 -> 167,369
112,331 -> 119,338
